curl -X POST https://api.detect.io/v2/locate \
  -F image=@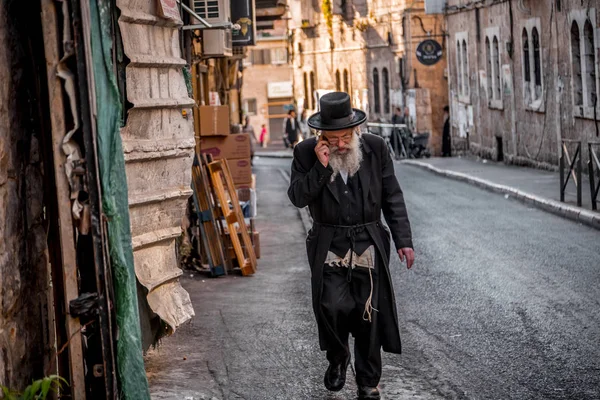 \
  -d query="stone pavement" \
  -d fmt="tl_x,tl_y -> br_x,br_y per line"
144,158 -> 446,400
401,157 -> 600,230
